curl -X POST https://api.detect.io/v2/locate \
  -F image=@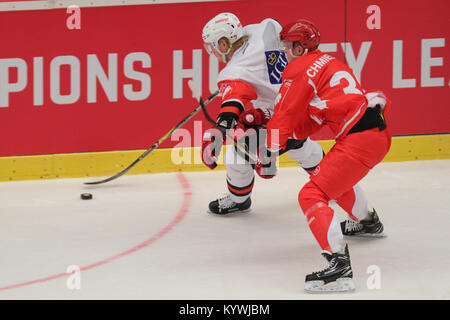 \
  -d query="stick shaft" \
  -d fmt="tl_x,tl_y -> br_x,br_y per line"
196,92 -> 260,164
84,91 -> 220,185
